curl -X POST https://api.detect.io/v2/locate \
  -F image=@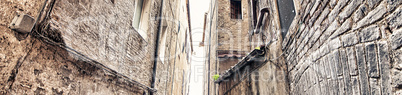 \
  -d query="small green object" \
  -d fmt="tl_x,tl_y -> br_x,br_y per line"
255,47 -> 260,50
213,74 -> 220,81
